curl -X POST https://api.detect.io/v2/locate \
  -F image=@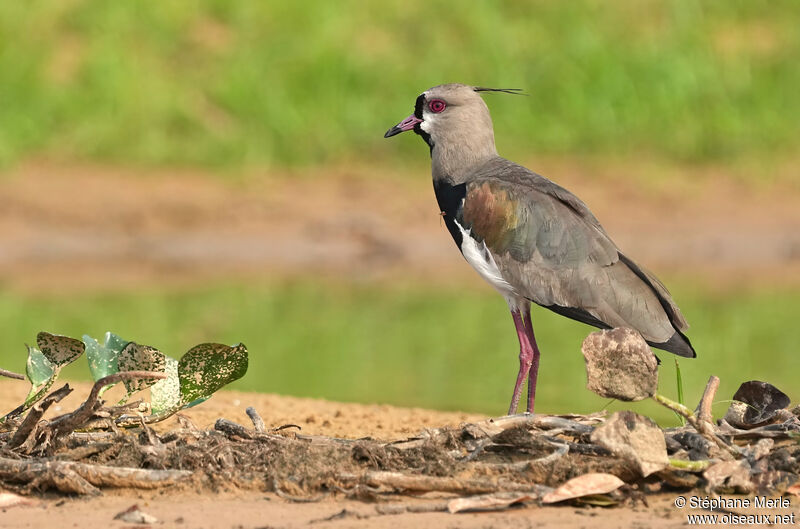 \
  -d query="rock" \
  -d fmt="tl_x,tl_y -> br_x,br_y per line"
656,468 -> 701,489
113,504 -> 159,524
731,380 -> 791,426
703,461 -> 754,494
670,431 -> 713,461
751,470 -> 797,495
723,400 -> 750,429
590,411 -> 668,477
749,438 -> 774,461
581,327 -> 658,401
